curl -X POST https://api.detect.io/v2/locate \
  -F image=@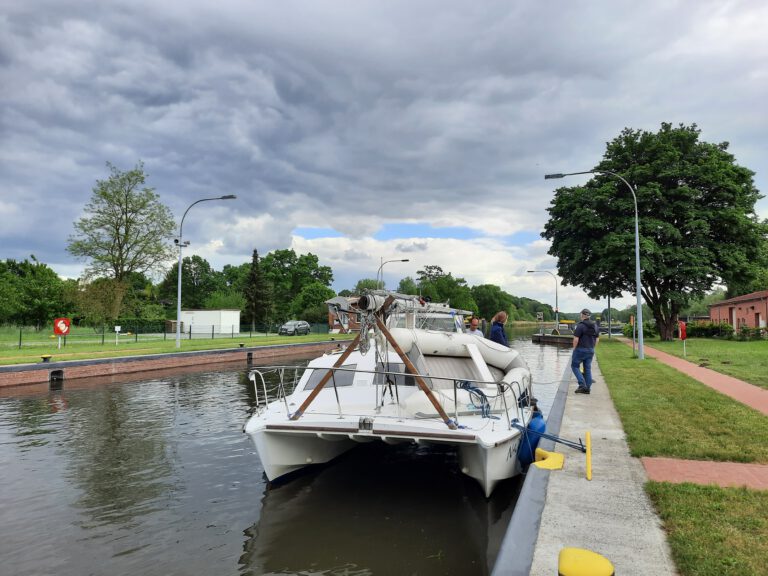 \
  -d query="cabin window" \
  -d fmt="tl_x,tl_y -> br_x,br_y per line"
304,364 -> 357,390
391,316 -> 460,332
374,362 -> 414,386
